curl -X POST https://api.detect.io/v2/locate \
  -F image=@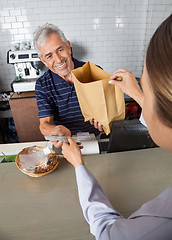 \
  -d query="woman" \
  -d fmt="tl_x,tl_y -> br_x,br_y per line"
62,14 -> 172,240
